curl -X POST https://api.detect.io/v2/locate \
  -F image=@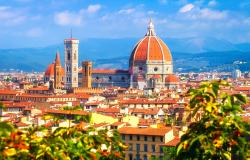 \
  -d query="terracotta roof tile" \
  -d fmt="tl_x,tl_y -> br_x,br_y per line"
161,137 -> 180,146
118,127 -> 172,136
